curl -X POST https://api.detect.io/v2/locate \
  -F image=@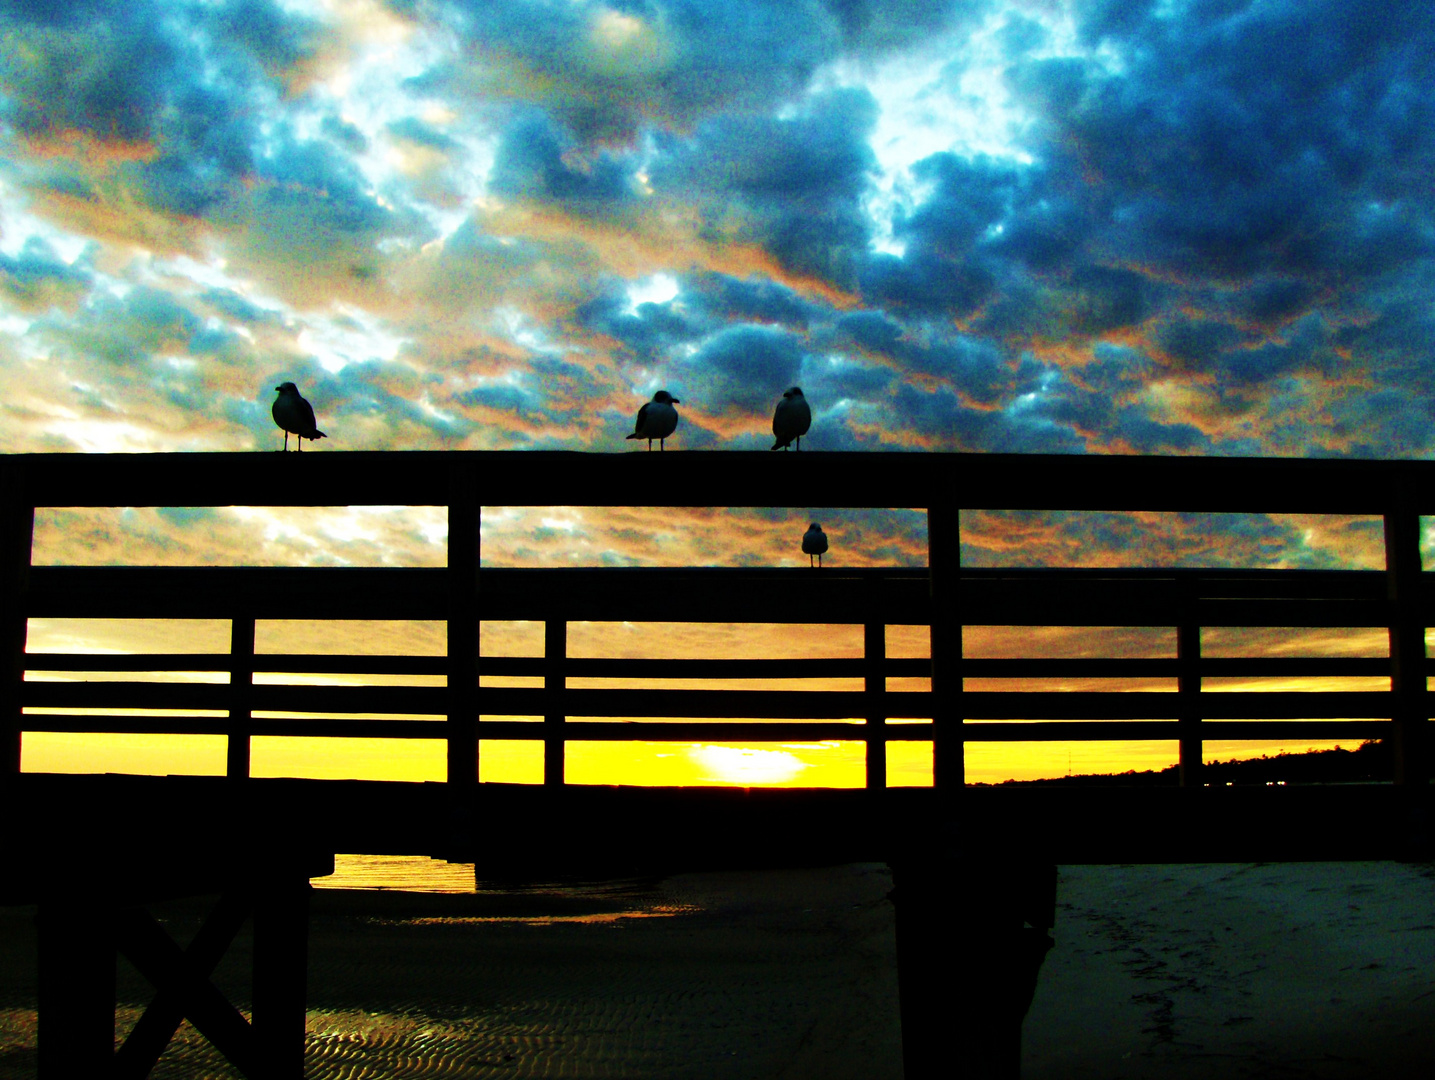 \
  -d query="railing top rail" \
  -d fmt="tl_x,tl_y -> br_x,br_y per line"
4,450 -> 1435,513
